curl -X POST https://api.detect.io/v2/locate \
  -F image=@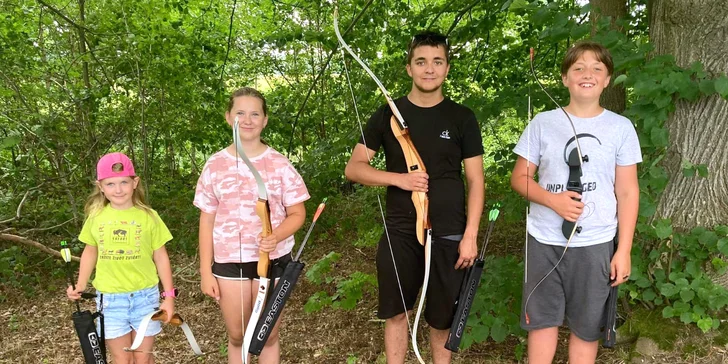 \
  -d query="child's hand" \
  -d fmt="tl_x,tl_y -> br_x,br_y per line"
610,249 -> 631,287
200,271 -> 220,301
66,284 -> 85,301
549,191 -> 584,222
159,298 -> 175,323
258,233 -> 278,253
